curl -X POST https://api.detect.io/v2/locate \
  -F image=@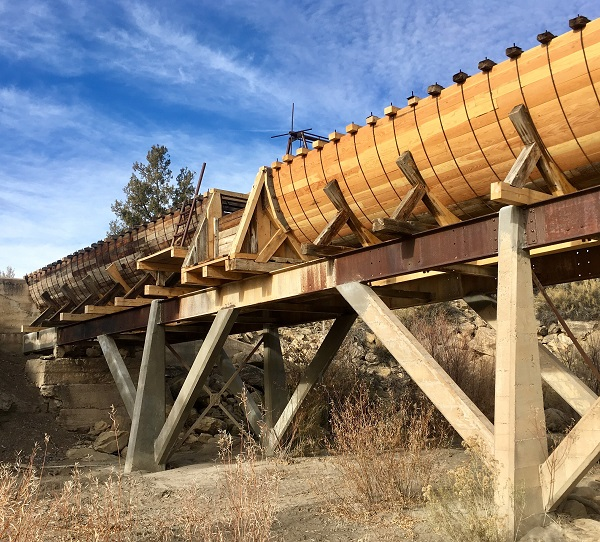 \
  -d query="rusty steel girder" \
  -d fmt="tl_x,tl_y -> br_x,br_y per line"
51,187 -> 600,348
